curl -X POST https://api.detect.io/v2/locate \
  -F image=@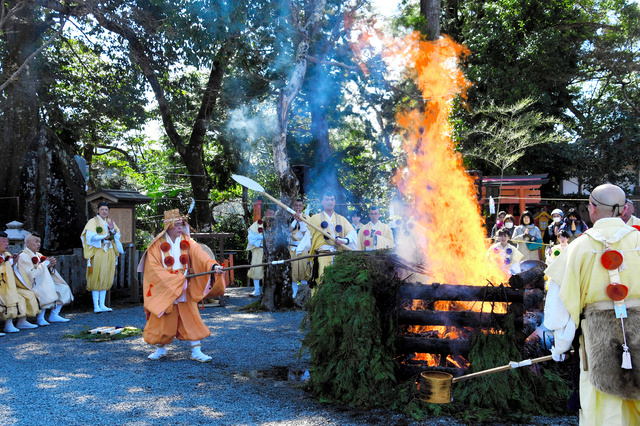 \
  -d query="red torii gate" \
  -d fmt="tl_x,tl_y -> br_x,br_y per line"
481,174 -> 549,220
